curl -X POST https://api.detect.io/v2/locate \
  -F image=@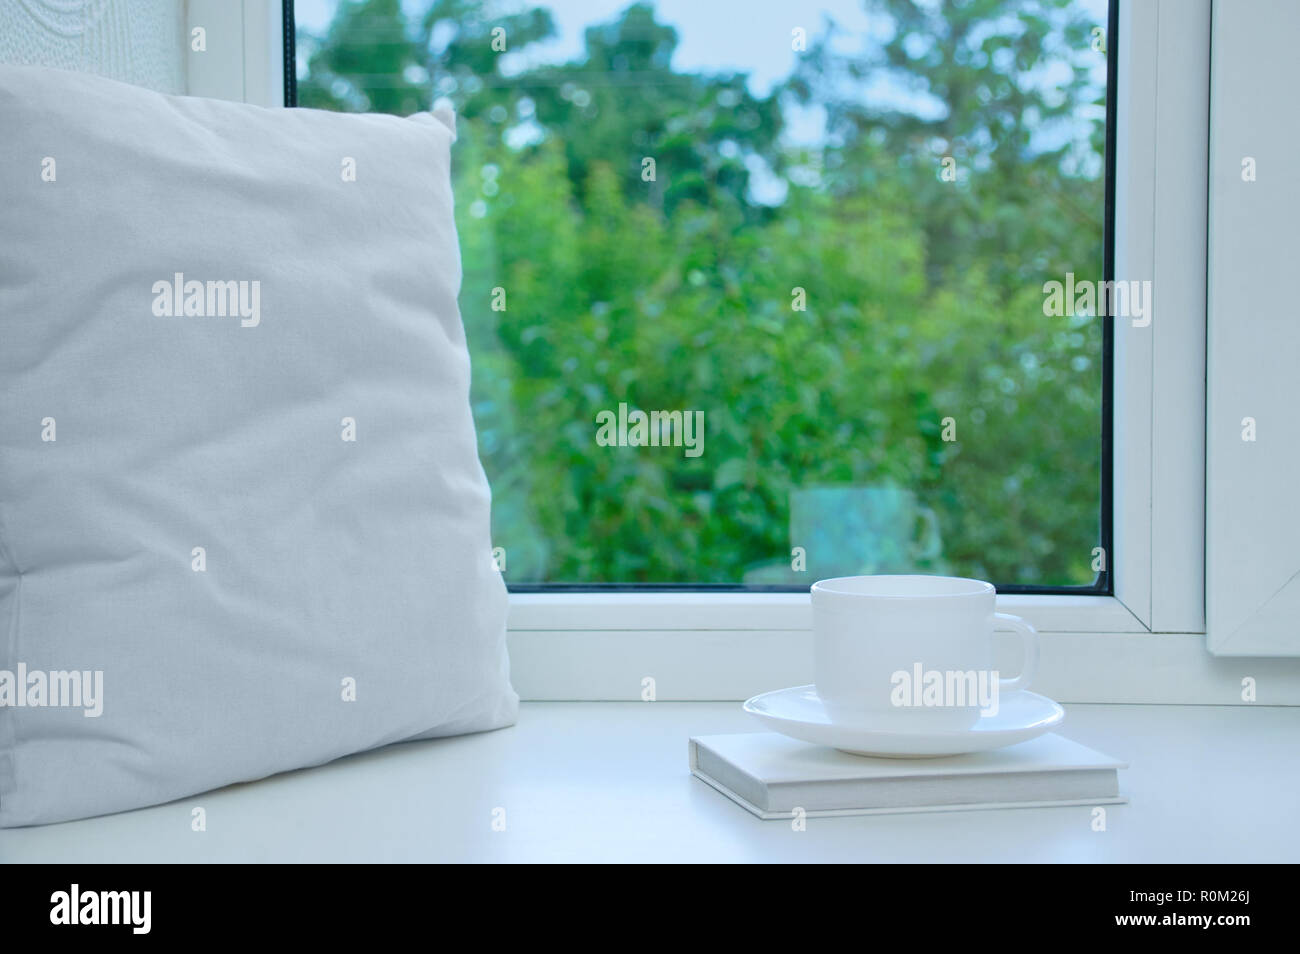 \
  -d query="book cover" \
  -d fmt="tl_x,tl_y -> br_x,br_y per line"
690,732 -> 1128,819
